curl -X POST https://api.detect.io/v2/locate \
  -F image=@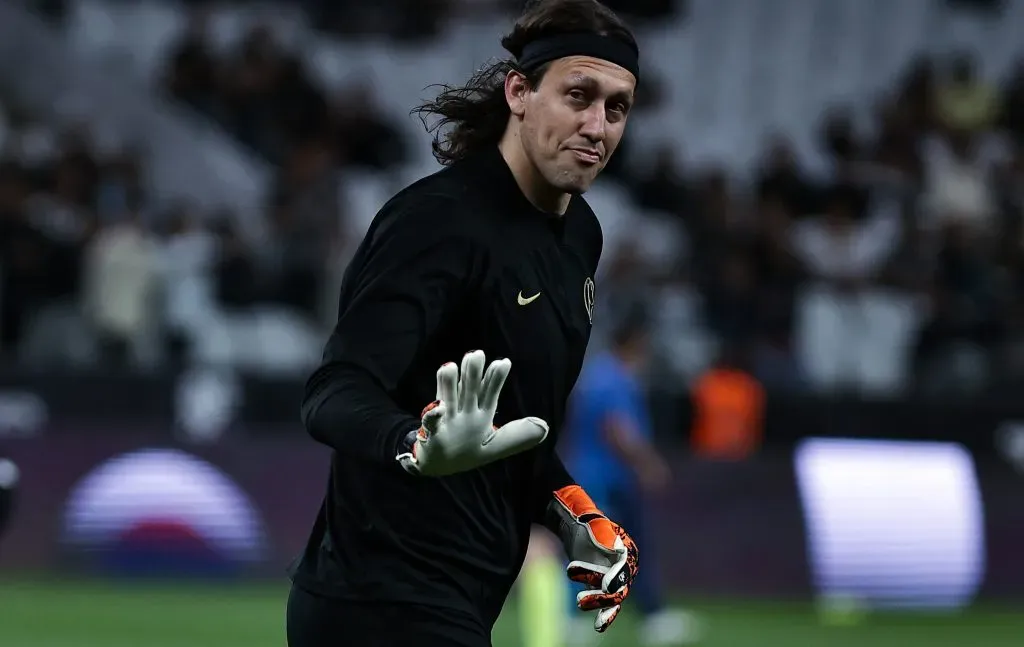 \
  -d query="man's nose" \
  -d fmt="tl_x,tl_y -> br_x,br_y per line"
578,105 -> 607,142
